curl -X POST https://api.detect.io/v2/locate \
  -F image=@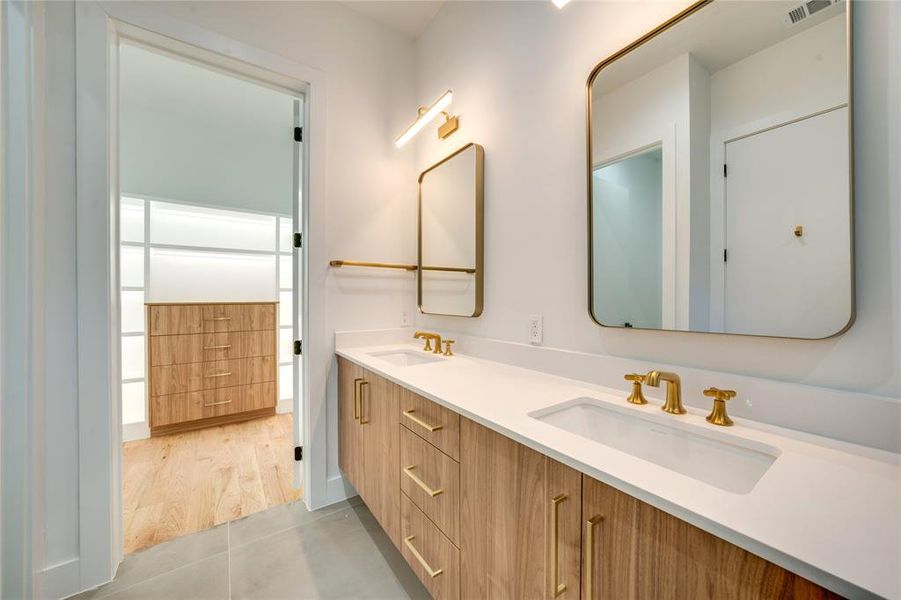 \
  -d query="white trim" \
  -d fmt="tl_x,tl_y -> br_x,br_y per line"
74,3 -> 328,595
121,421 -> 150,444
40,558 -> 80,600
